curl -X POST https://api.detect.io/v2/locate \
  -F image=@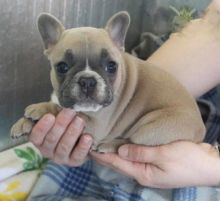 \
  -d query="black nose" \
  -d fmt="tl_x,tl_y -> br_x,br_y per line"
78,77 -> 97,95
